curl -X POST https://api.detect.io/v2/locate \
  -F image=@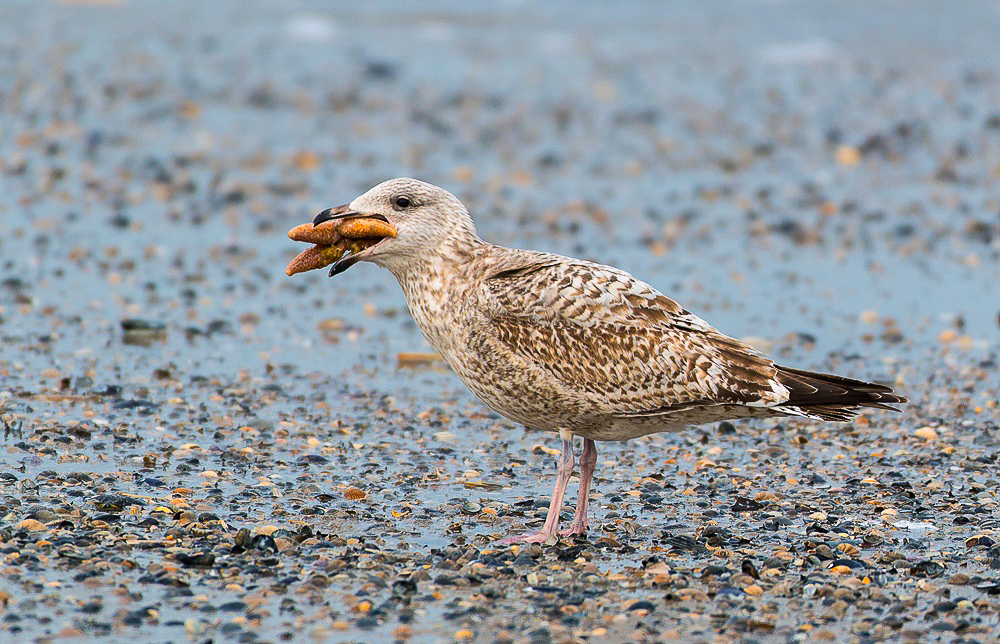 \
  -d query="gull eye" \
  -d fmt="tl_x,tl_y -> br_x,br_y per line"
393,195 -> 412,209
